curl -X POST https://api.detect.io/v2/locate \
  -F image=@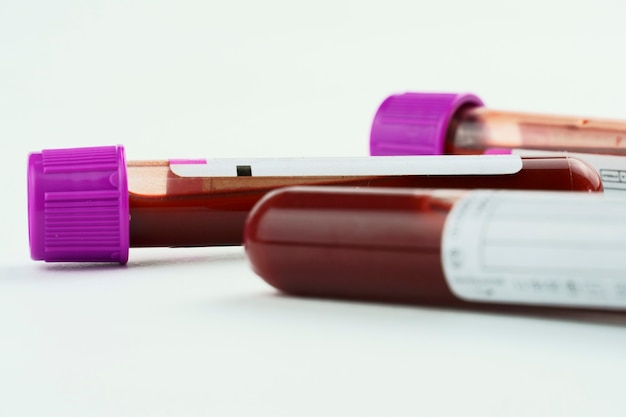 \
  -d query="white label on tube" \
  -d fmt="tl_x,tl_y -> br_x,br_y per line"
170,155 -> 523,177
442,190 -> 626,309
